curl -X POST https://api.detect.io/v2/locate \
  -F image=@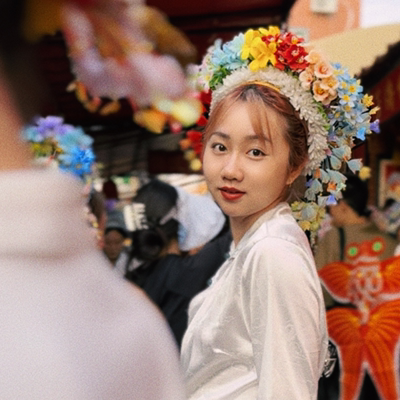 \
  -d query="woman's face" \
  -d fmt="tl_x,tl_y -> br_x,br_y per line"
203,100 -> 298,229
